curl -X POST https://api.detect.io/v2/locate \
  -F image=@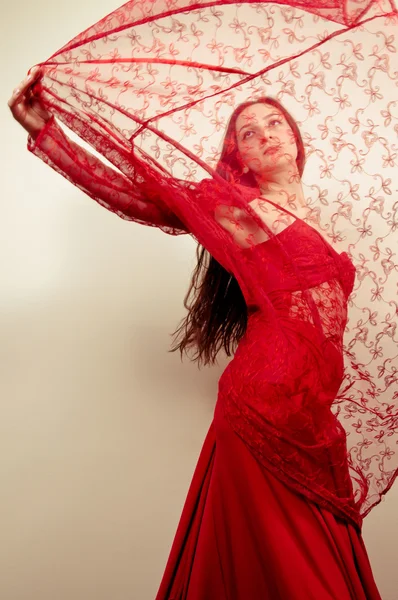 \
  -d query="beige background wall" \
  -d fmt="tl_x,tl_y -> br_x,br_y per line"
1,2 -> 397,599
